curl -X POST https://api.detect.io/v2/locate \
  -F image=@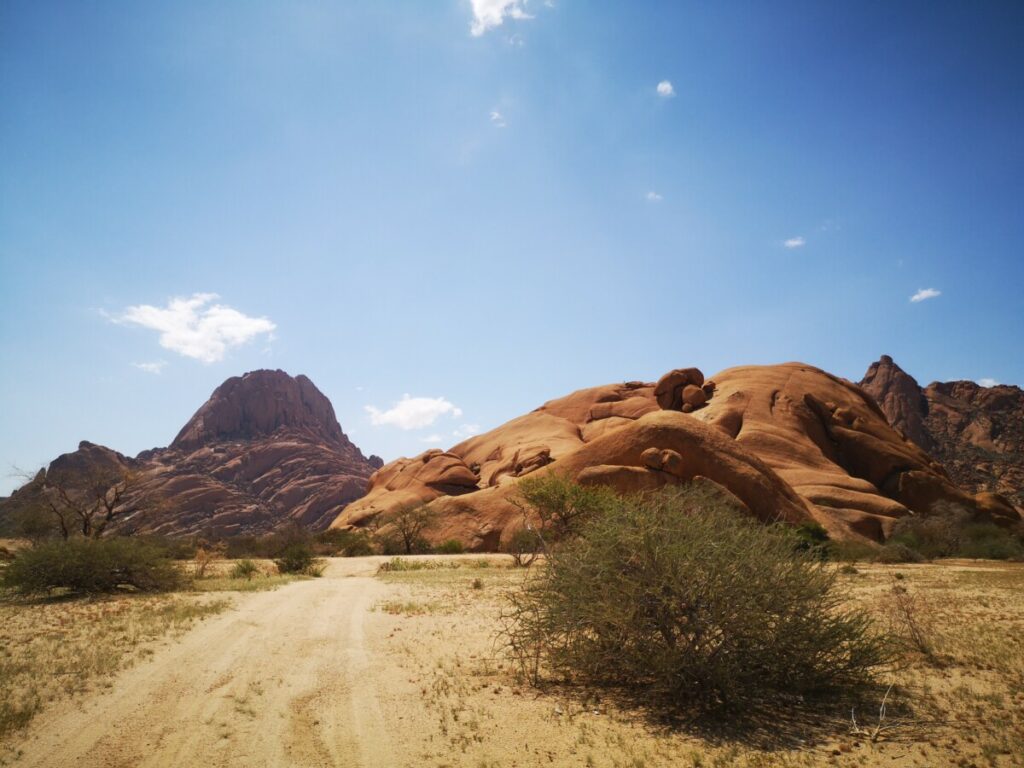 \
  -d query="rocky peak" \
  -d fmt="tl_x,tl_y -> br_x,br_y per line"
171,369 -> 350,451
859,355 -> 934,450
860,357 -> 1024,509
